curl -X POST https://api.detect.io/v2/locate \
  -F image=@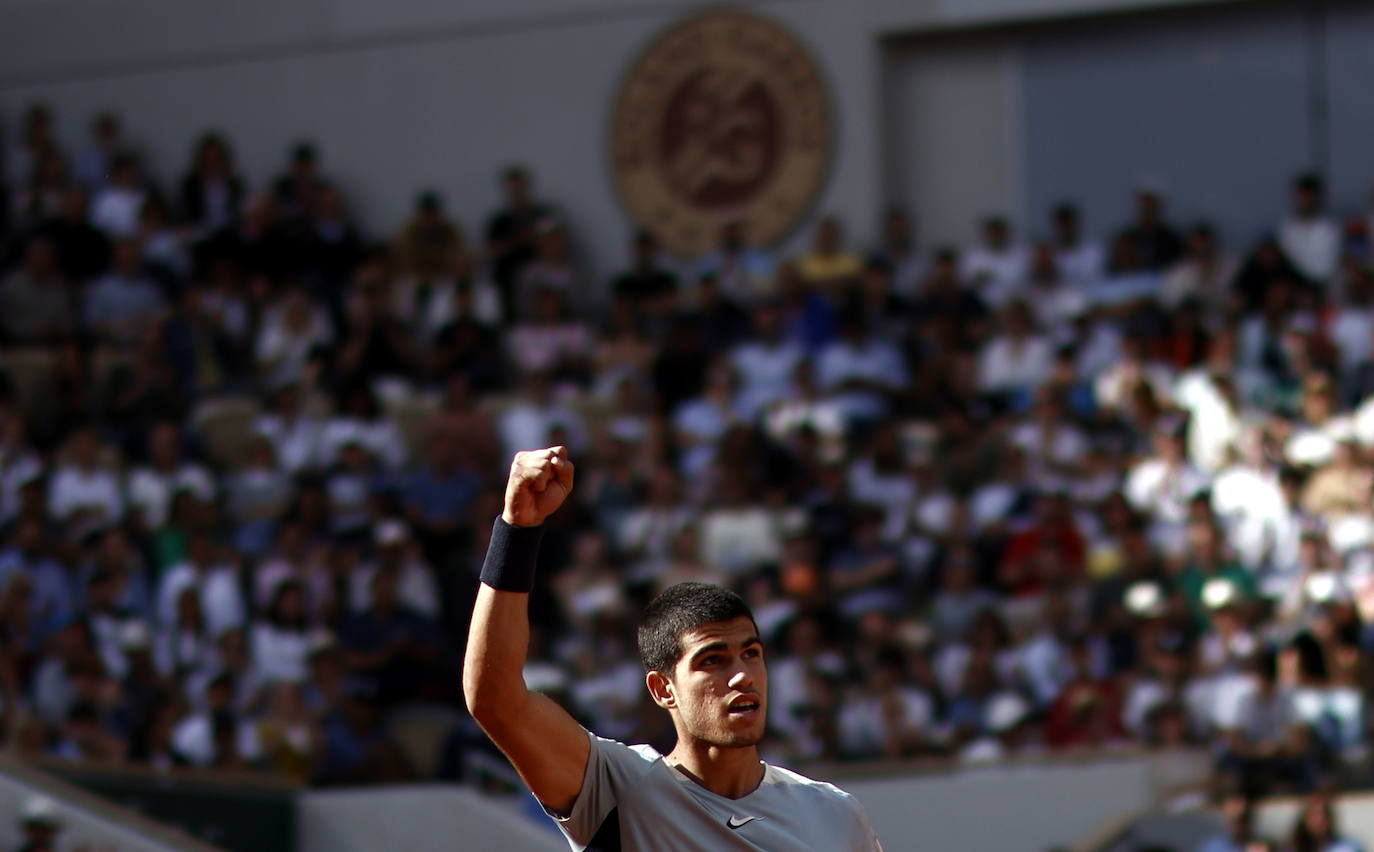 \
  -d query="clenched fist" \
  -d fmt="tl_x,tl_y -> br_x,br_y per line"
502,446 -> 575,527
